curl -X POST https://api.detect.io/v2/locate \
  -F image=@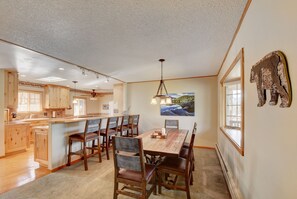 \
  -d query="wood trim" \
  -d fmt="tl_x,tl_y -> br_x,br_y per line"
220,48 -> 244,85
217,0 -> 252,76
0,39 -> 125,83
220,127 -> 244,156
193,145 -> 215,150
128,75 -> 217,84
219,48 -> 244,156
